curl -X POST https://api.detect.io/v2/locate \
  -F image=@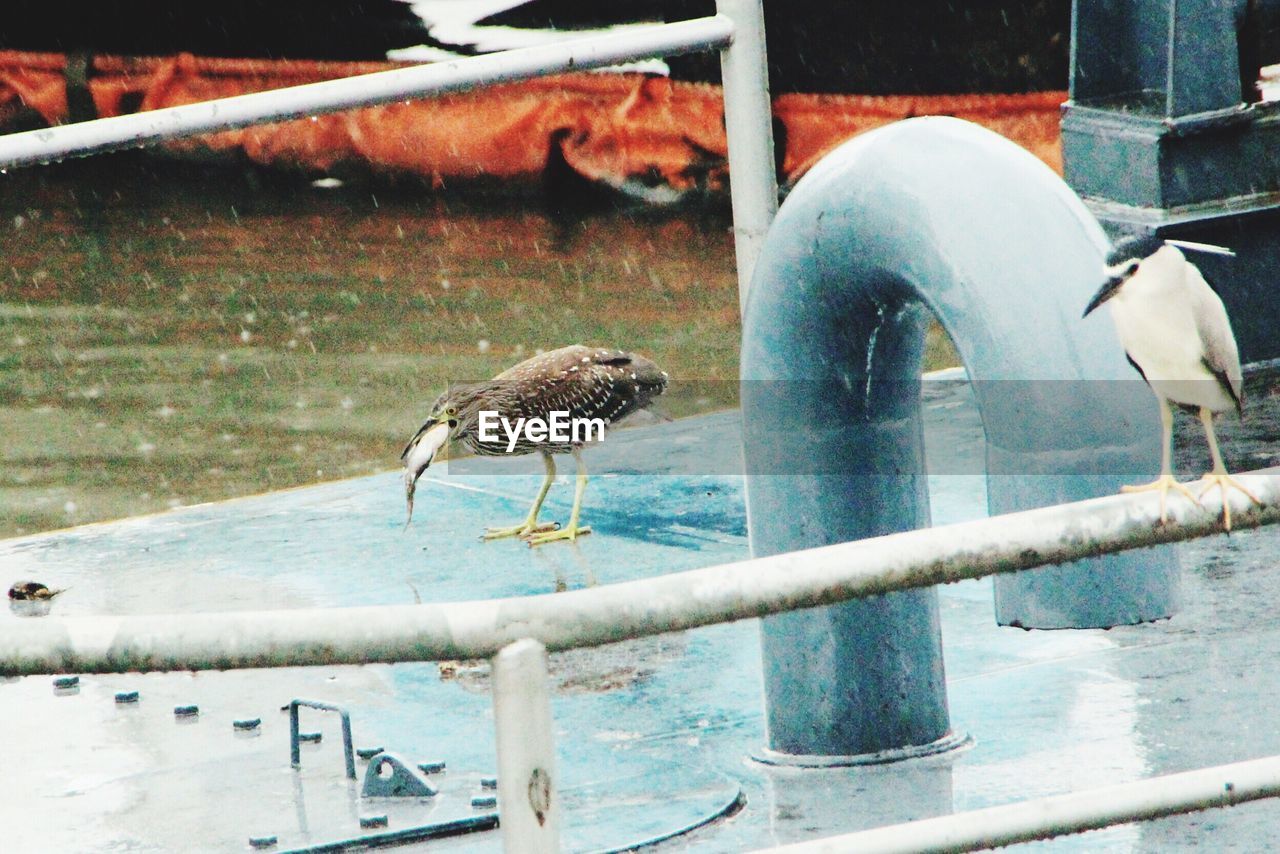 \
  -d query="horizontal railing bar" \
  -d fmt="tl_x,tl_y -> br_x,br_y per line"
1,469 -> 1277,676
763,753 -> 1280,853
0,16 -> 734,171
